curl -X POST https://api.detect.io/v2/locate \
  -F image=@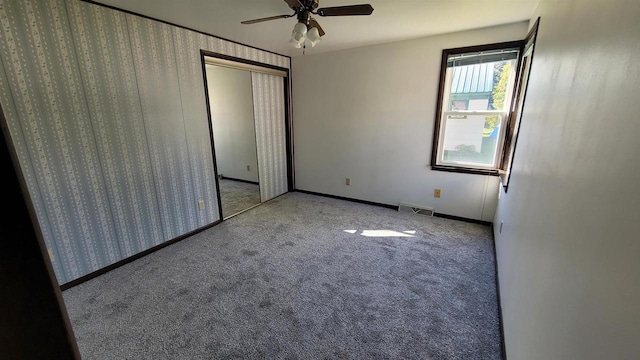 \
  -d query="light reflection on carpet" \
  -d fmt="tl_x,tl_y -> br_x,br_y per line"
343,229 -> 416,237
